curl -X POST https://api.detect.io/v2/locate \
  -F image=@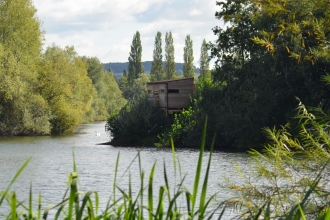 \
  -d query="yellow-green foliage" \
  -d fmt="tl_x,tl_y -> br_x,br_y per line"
81,56 -> 127,121
39,46 -> 96,135
0,0 -> 126,136
0,0 -> 51,135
